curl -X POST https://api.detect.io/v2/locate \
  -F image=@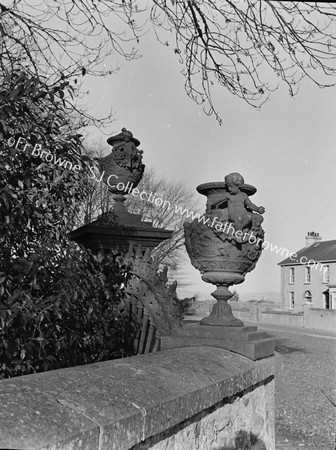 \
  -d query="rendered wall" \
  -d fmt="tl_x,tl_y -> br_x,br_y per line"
230,302 -> 336,331
260,311 -> 304,327
304,307 -> 336,331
